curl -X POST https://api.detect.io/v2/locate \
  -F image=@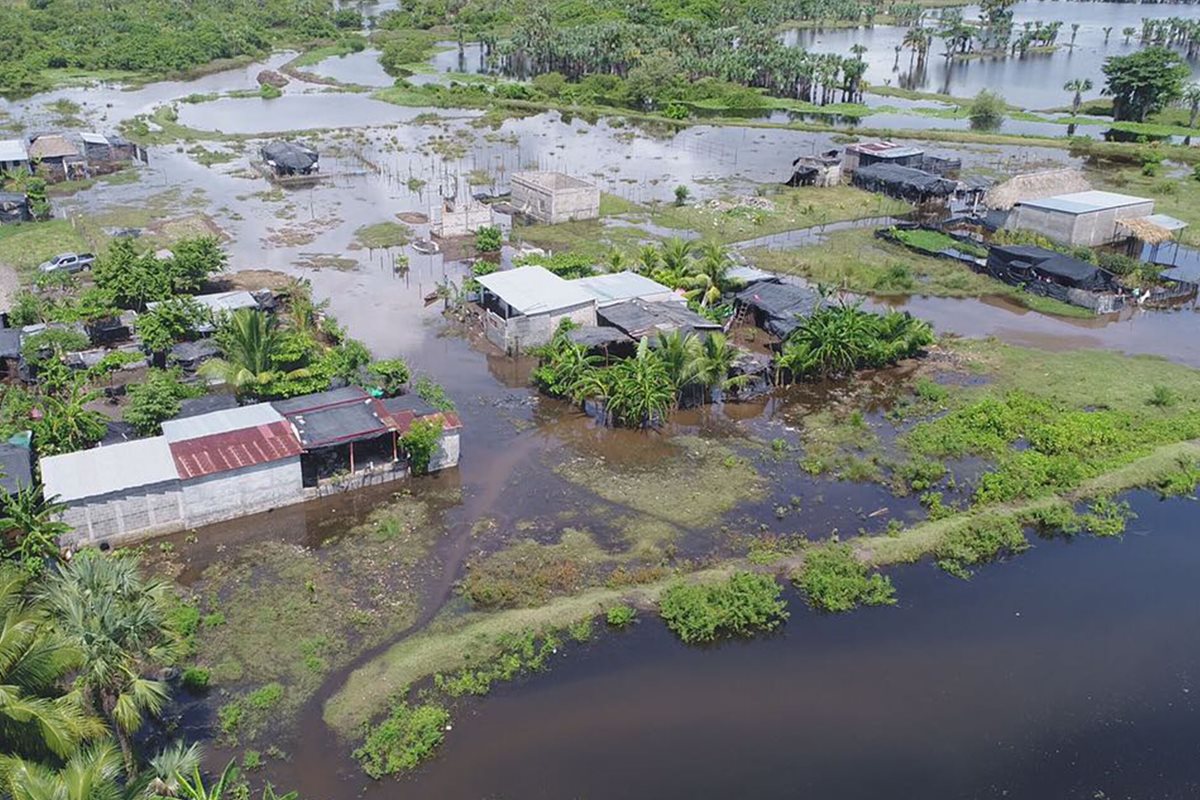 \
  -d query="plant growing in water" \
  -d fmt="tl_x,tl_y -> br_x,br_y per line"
659,572 -> 788,643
